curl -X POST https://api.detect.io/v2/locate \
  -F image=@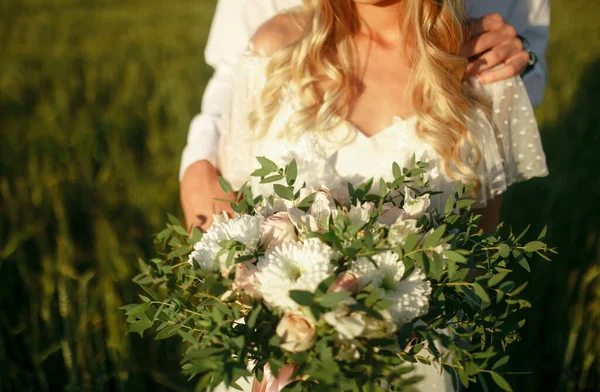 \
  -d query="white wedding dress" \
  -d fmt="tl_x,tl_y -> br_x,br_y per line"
214,53 -> 549,392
